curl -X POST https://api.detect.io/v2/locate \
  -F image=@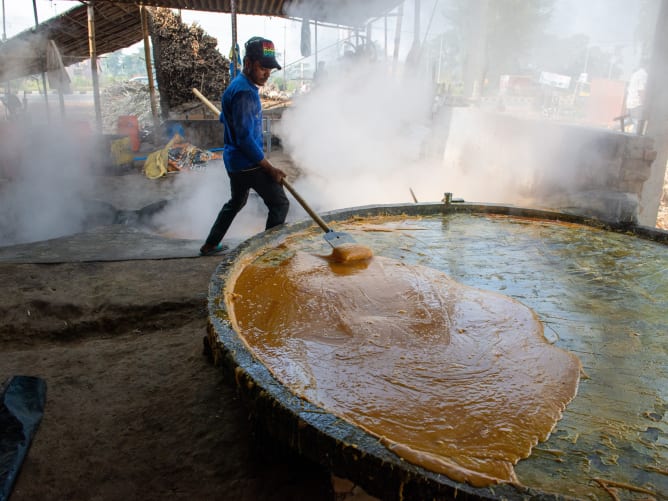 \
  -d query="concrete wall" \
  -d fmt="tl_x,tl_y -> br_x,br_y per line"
163,119 -> 222,149
438,108 -> 660,225
165,108 -> 663,227
165,107 -> 285,150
